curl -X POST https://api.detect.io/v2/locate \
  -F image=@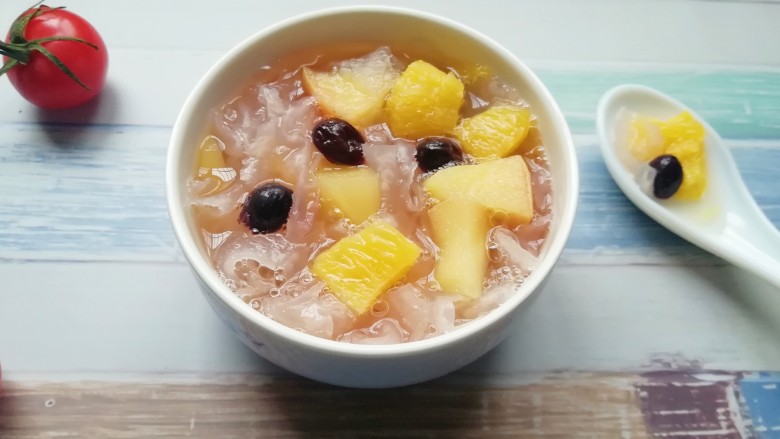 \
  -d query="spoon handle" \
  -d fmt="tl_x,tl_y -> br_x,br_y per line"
719,226 -> 780,290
